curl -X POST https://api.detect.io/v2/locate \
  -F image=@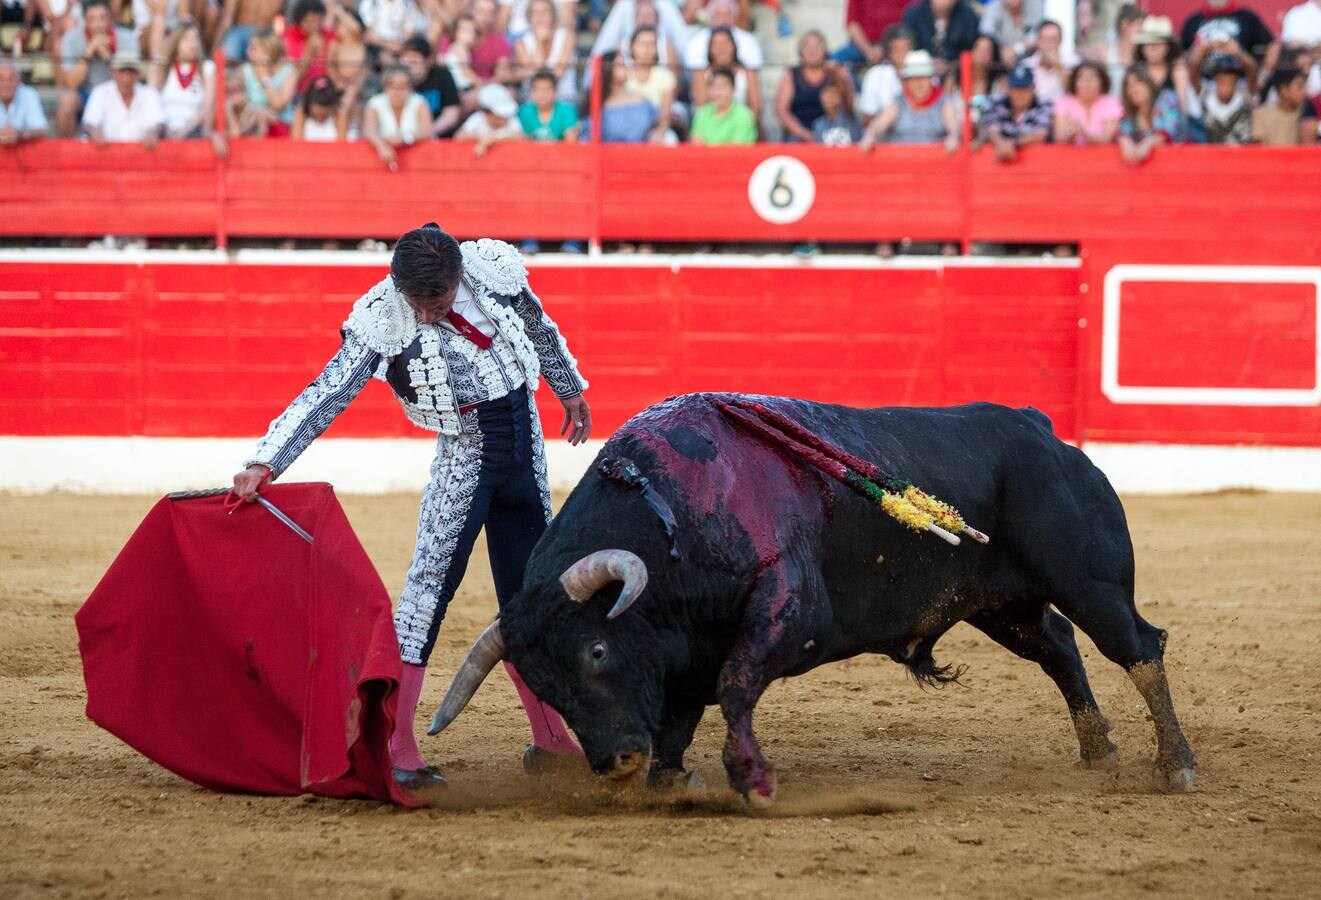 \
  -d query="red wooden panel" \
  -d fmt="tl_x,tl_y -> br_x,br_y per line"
1080,241 -> 1321,447
0,259 -> 1088,444
968,146 -> 1321,245
5,141 -> 1321,246
222,141 -> 593,240
0,143 -> 218,237
599,144 -> 963,242
1117,281 -> 1316,390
